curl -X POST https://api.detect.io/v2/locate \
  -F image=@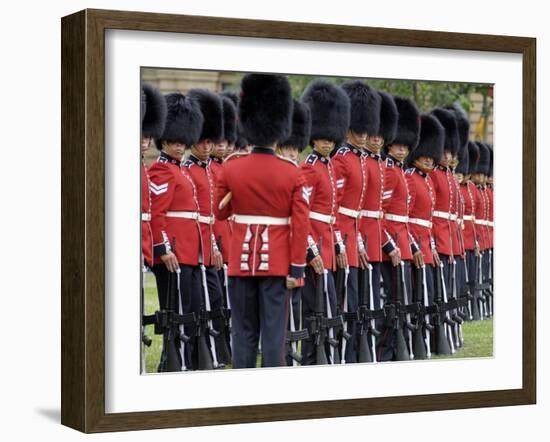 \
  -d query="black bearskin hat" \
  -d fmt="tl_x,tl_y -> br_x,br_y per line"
220,95 -> 237,145
467,141 -> 480,175
455,140 -> 469,175
239,74 -> 293,147
187,89 -> 224,143
390,96 -> 420,150
301,80 -> 350,147
220,90 -> 248,149
141,83 -> 167,139
475,142 -> 490,175
445,103 -> 470,152
431,107 -> 460,155
279,99 -> 312,151
407,114 -> 444,165
341,80 -> 381,136
156,93 -> 204,150
377,91 -> 398,144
